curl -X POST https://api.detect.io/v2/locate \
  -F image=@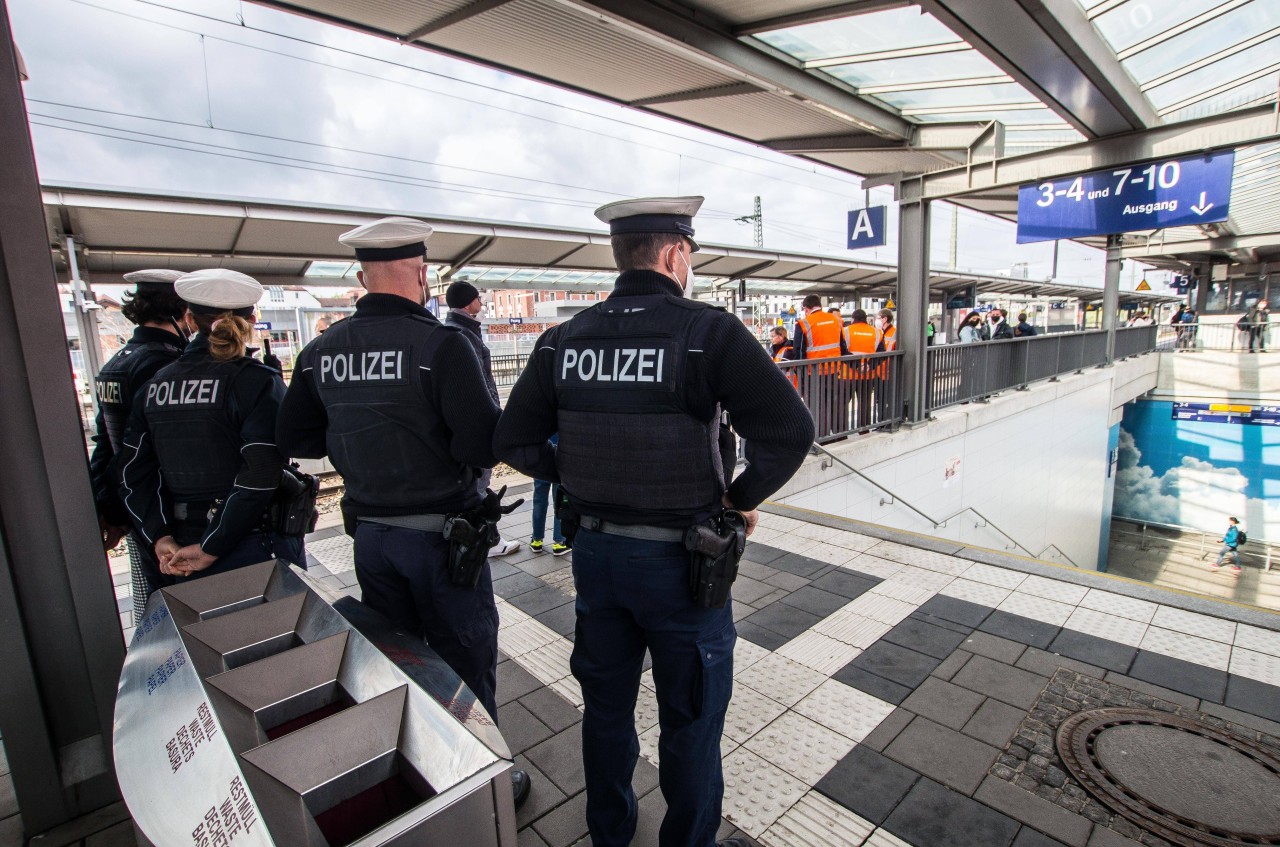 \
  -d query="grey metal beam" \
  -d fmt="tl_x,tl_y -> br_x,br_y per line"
1117,229 -> 1280,261
1103,234 -> 1121,362
902,104 -> 1280,201
630,81 -> 760,107
768,122 -> 993,153
897,198 -> 931,422
732,0 -> 910,36
564,0 -> 913,139
0,2 -> 125,834
919,0 -> 1158,137
403,0 -> 516,41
